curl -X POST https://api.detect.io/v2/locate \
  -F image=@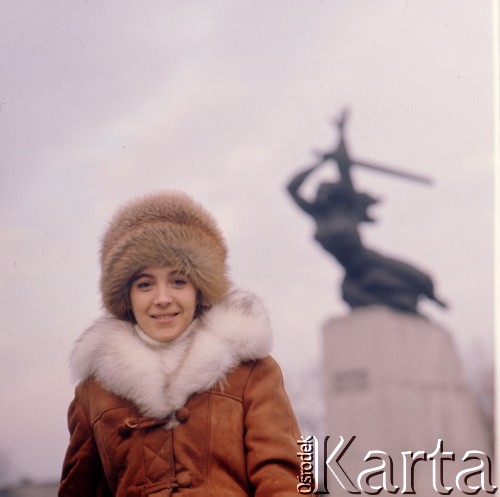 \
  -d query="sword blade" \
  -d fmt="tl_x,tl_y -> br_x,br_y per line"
354,160 -> 433,185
